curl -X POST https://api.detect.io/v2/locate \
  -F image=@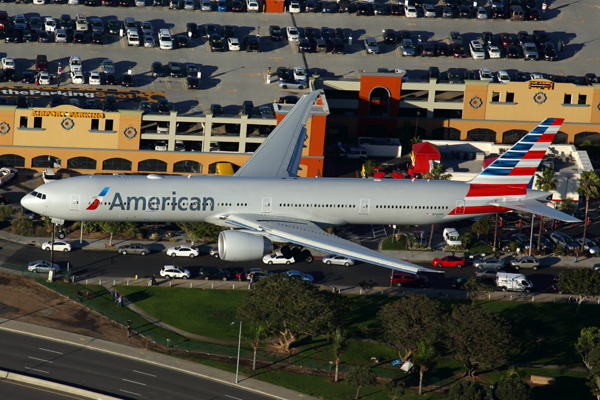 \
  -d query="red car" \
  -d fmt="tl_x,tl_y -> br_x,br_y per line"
432,255 -> 465,268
